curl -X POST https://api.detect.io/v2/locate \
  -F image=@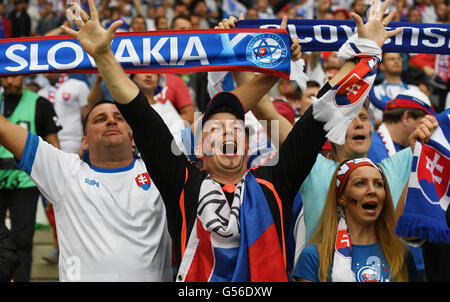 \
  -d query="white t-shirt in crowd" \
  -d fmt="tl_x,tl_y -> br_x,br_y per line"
18,134 -> 173,282
39,77 -> 90,153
